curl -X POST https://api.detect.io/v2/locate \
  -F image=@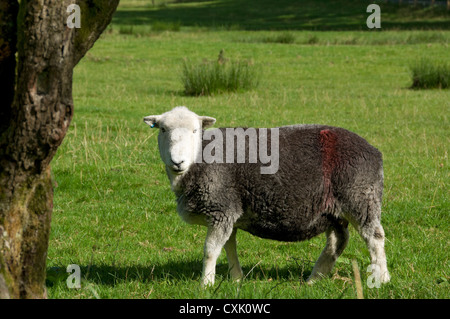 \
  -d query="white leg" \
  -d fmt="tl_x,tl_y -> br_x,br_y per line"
202,223 -> 233,287
362,223 -> 390,283
346,178 -> 390,284
224,228 -> 243,281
